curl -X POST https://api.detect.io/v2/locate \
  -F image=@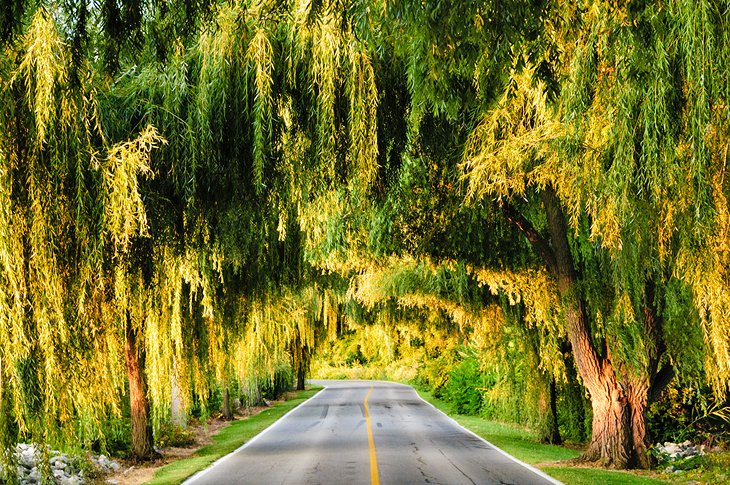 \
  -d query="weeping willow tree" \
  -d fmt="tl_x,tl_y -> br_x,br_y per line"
0,7 -> 172,466
93,0 -> 389,457
460,0 -> 730,469
3,0 -> 730,473
350,256 -> 572,440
